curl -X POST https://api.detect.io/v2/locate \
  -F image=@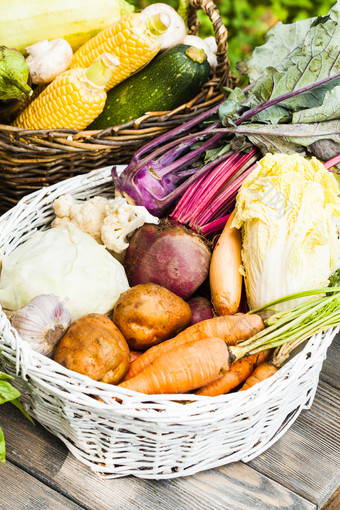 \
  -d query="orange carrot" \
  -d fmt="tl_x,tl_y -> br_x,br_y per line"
124,313 -> 264,380
196,348 -> 272,396
119,337 -> 230,394
239,362 -> 278,391
209,210 -> 243,315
